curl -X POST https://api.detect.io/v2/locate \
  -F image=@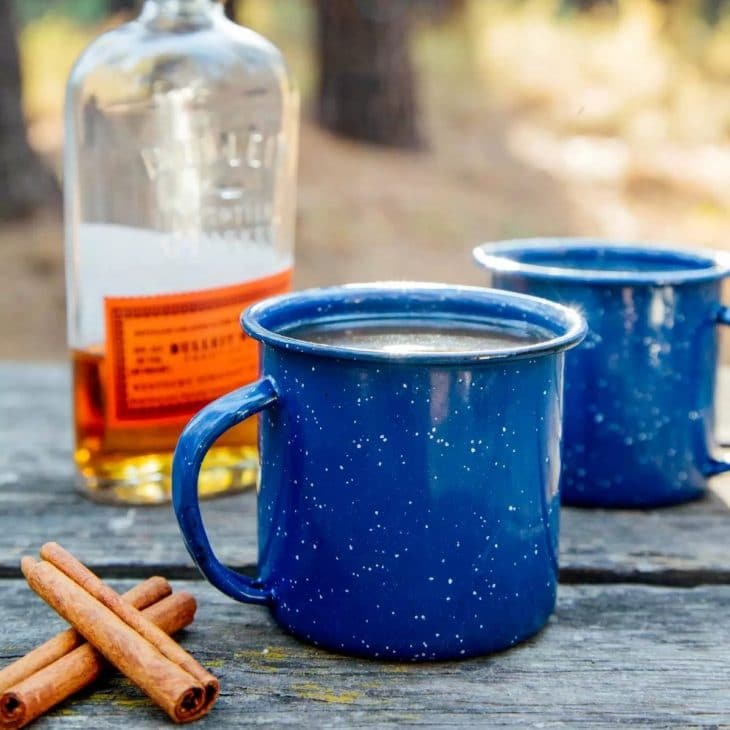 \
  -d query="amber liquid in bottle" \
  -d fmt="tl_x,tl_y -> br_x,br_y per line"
72,346 -> 258,504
